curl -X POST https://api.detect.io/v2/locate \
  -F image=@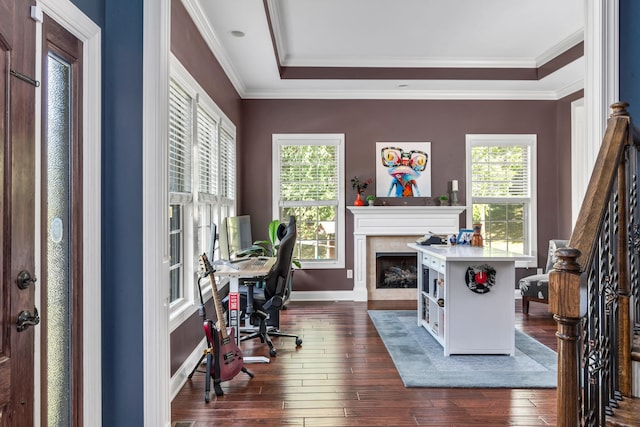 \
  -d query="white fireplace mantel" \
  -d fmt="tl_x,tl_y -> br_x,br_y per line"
346,205 -> 466,301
